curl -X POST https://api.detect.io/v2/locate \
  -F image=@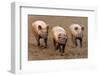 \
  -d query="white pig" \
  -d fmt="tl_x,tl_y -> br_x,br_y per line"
32,20 -> 49,48
52,26 -> 67,55
69,24 -> 84,48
